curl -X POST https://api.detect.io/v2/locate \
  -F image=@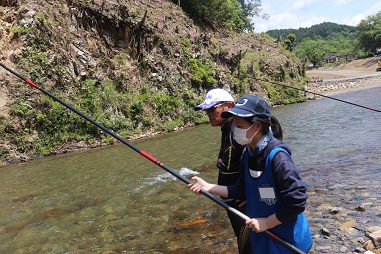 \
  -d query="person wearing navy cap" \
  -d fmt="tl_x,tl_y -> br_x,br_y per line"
190,95 -> 312,254
194,89 -> 251,254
